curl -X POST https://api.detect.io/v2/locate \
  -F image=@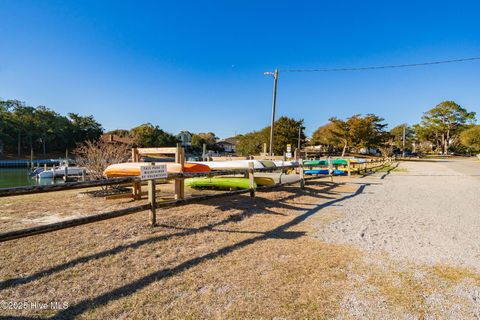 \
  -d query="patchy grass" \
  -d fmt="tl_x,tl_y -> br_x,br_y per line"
1,180 -> 480,318
373,164 -> 408,173
429,264 -> 480,284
